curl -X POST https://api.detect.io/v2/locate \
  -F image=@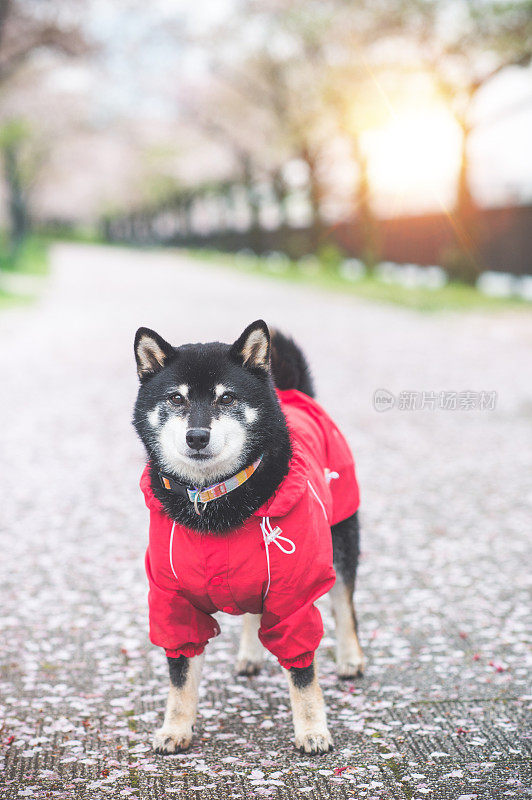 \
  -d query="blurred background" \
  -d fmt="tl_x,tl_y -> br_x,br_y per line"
1,0 -> 531,301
